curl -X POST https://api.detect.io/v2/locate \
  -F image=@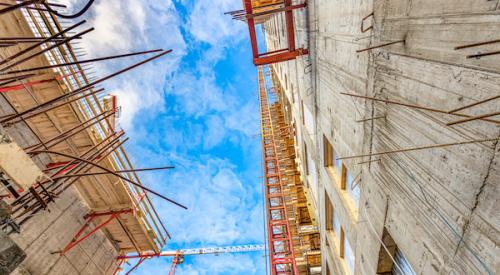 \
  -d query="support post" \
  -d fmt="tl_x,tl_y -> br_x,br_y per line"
59,209 -> 133,256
